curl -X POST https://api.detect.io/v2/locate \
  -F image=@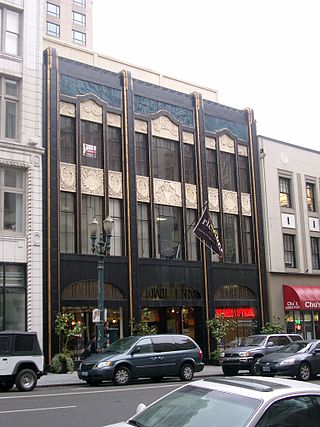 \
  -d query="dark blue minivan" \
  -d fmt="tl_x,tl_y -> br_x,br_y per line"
78,334 -> 204,386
